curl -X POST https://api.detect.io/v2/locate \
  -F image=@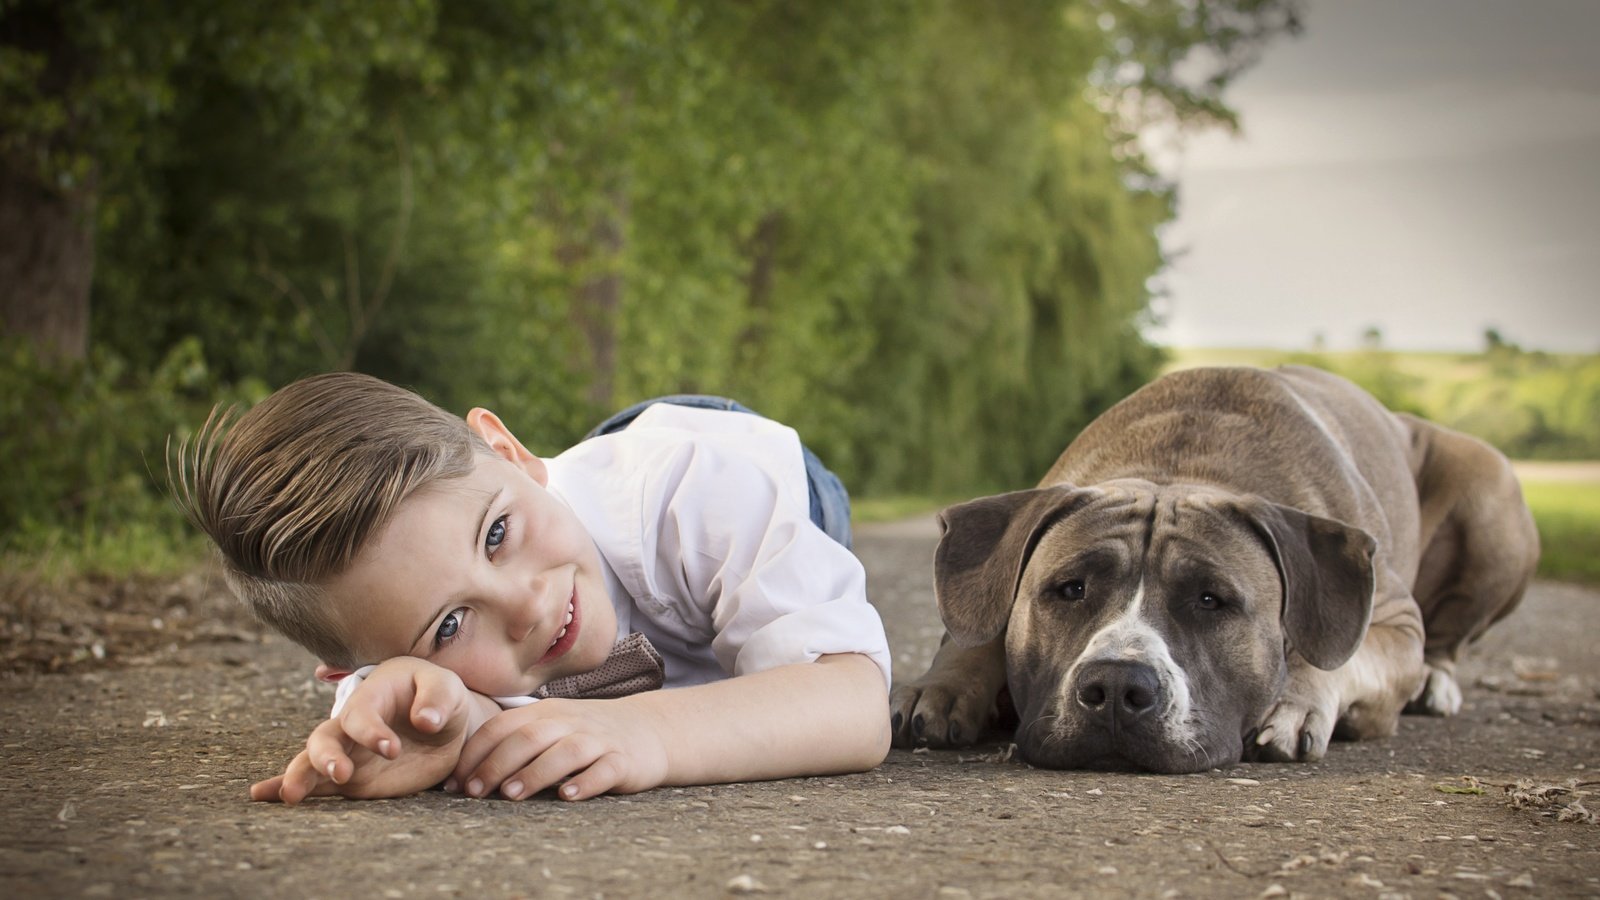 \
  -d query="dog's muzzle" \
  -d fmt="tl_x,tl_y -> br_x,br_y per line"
1073,659 -> 1165,726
